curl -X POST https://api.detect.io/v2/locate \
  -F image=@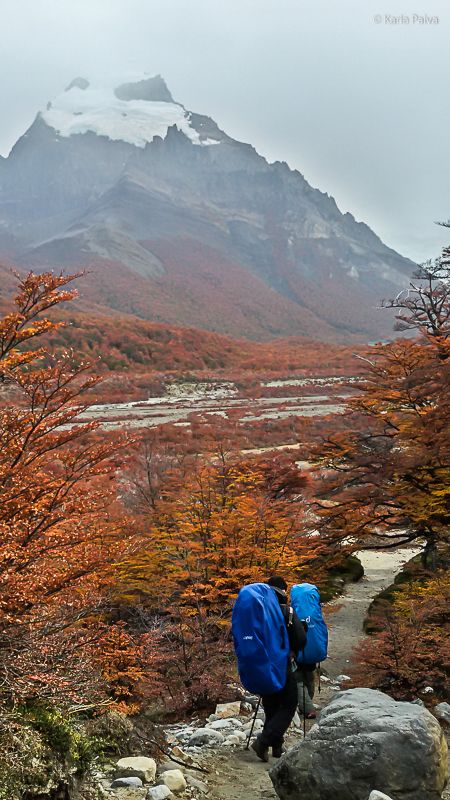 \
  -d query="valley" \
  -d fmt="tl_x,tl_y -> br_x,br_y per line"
75,376 -> 352,430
